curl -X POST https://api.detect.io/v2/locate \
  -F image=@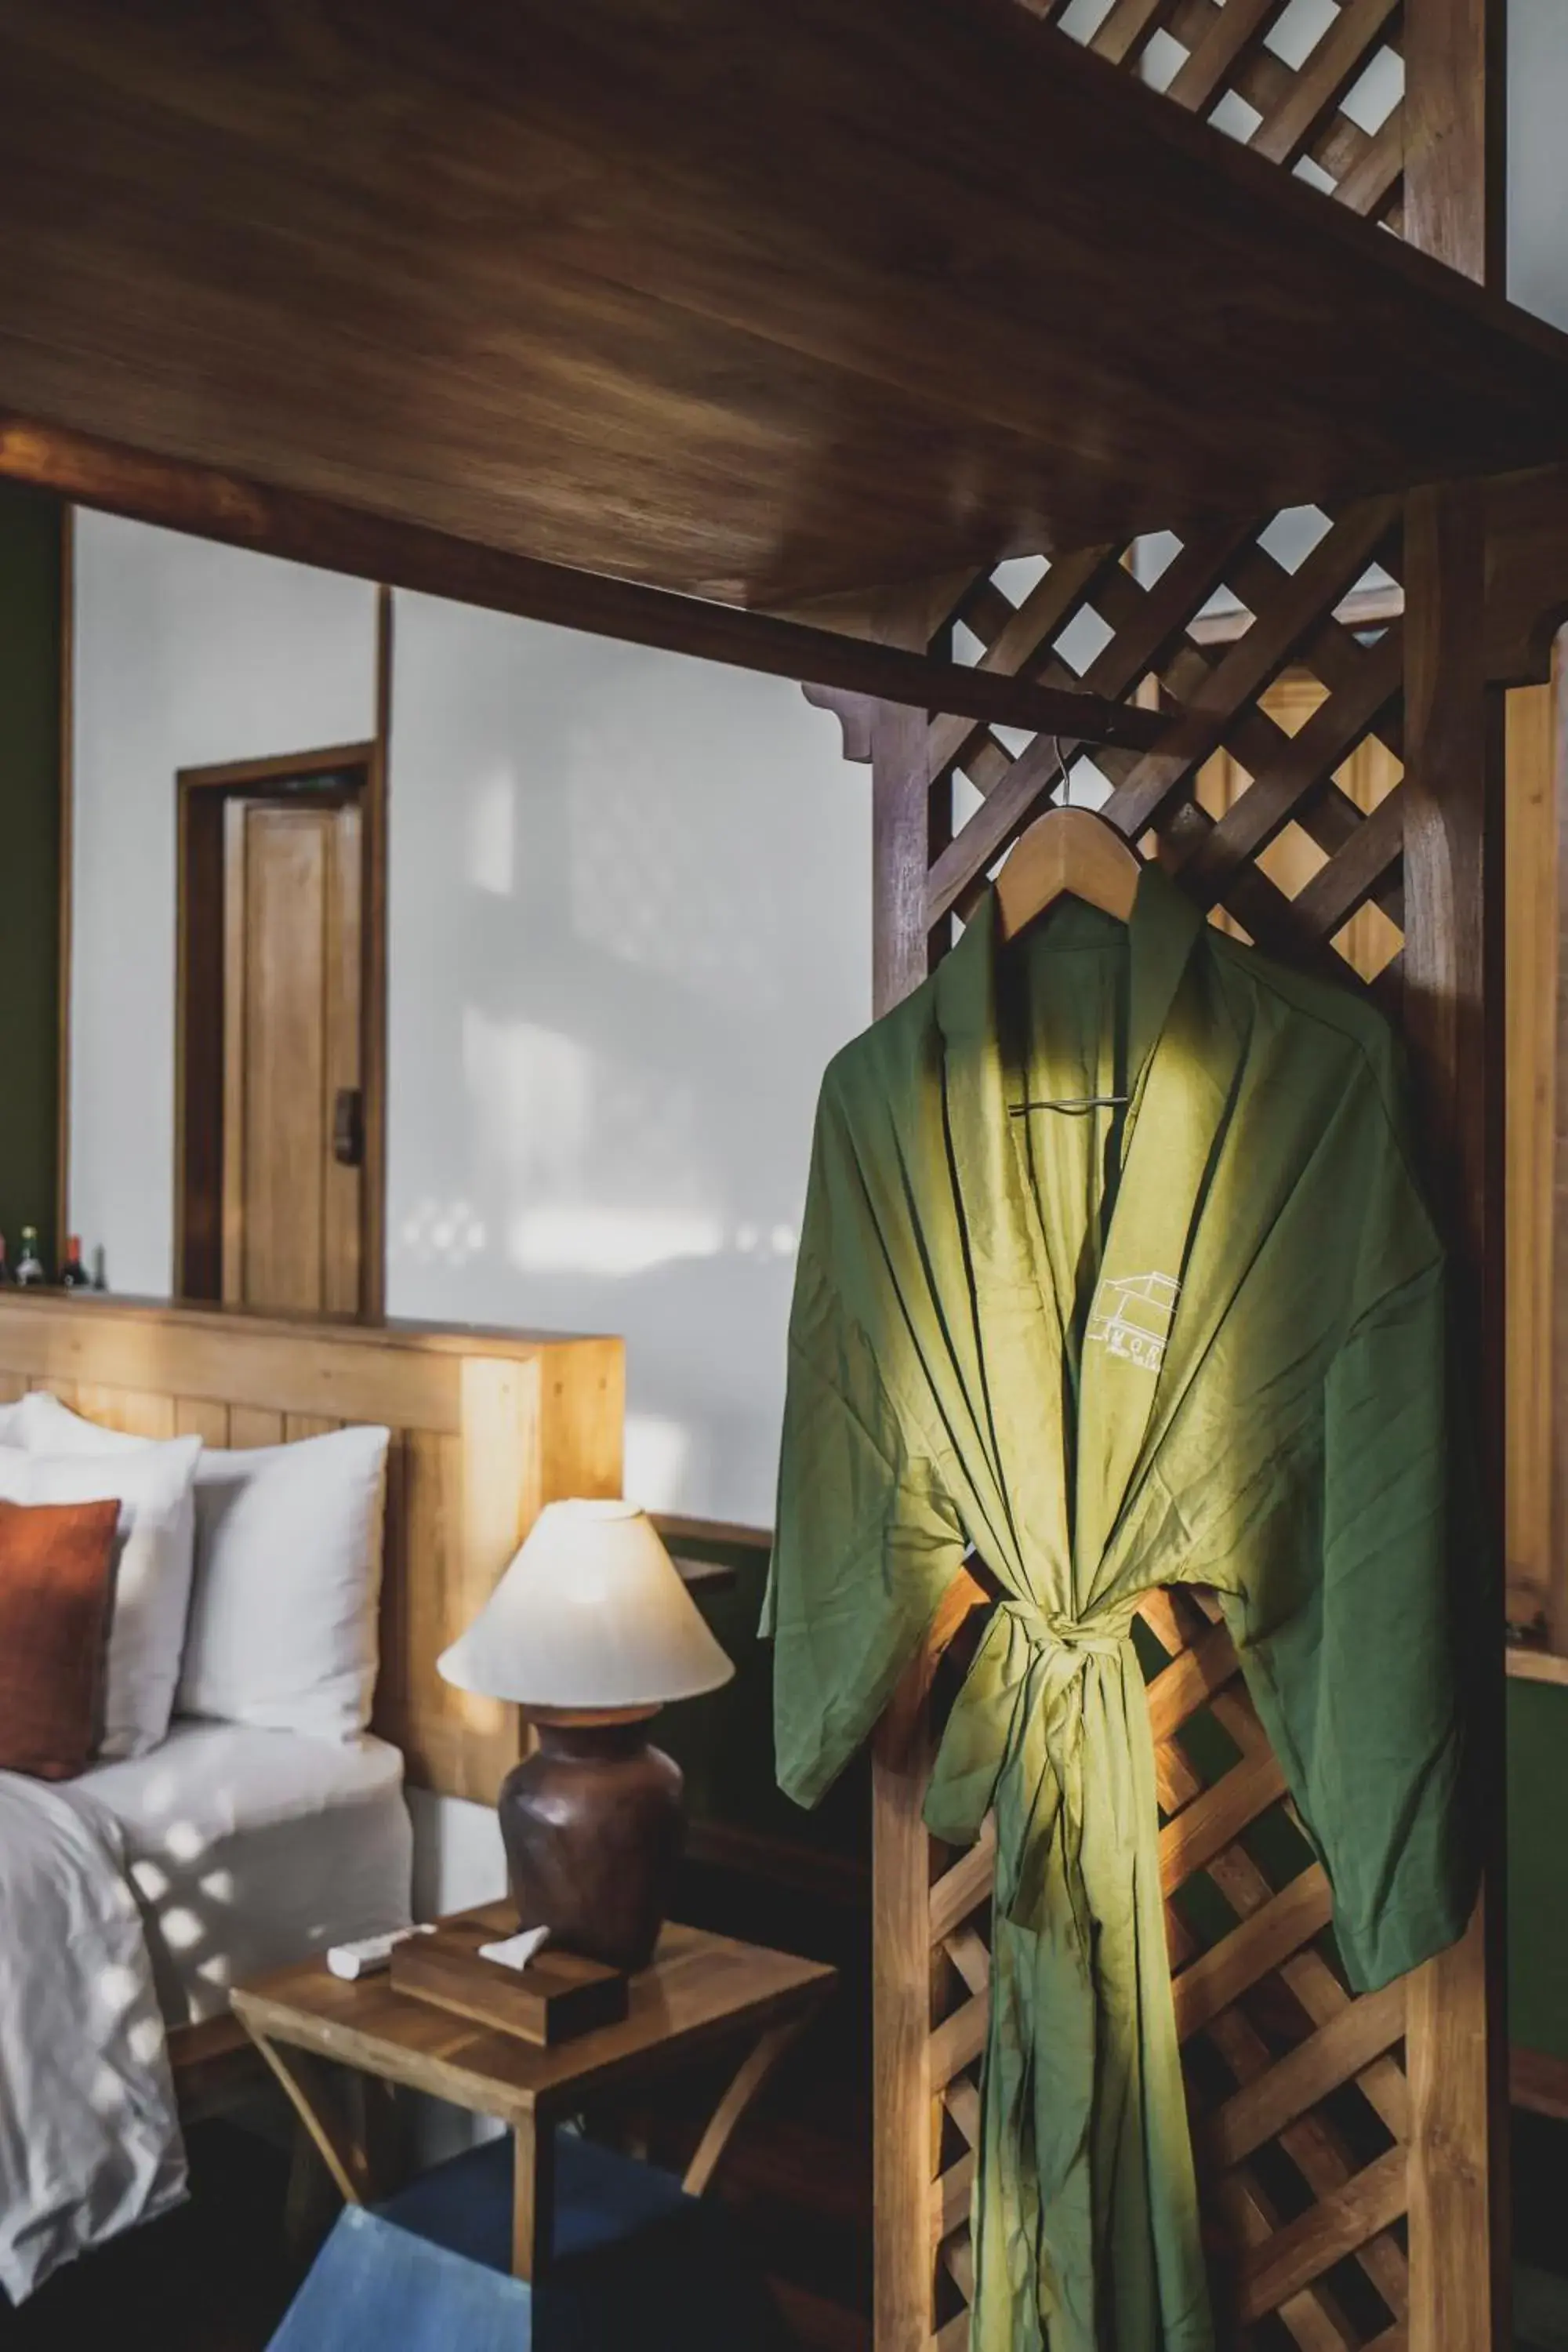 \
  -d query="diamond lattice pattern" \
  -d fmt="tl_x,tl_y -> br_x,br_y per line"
1032,0 -> 1406,230
909,499 -> 1413,2347
928,503 -> 1406,995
